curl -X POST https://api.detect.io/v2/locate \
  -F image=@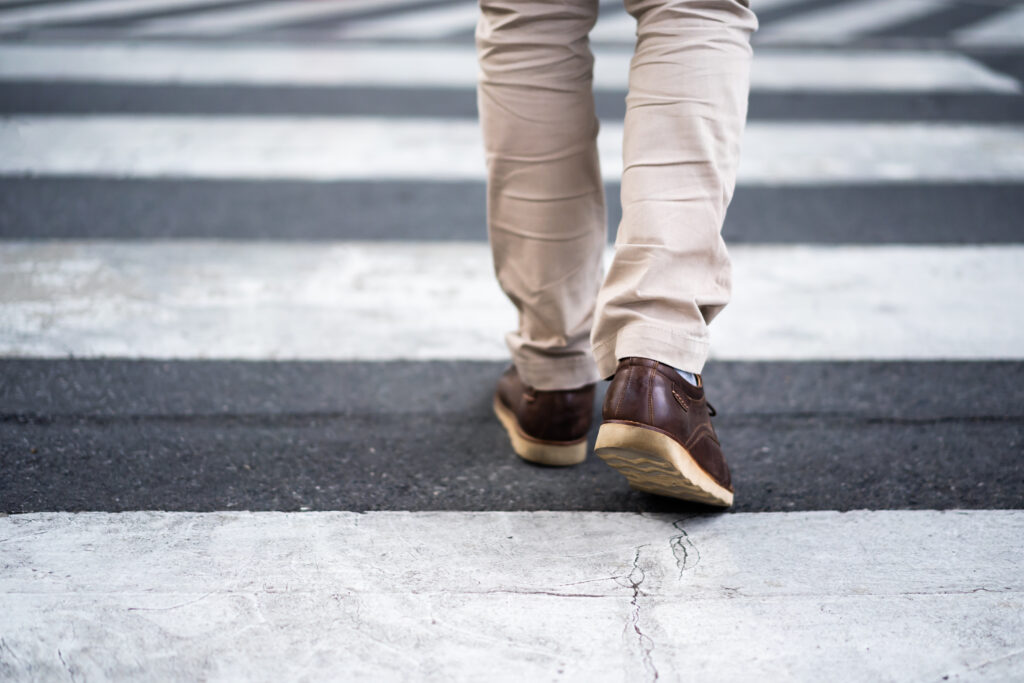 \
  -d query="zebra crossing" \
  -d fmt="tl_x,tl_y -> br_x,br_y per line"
1,0 -> 1023,680
0,0 -> 1022,44
3,40 -> 1018,91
